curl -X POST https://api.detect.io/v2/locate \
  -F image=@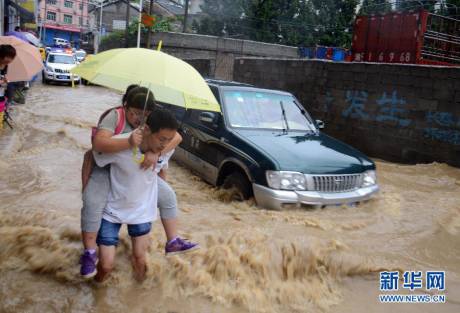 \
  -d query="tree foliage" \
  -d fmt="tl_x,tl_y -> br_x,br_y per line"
395,0 -> 460,16
100,17 -> 175,51
444,0 -> 460,17
360,0 -> 392,14
193,0 -> 359,48
192,0 -> 459,48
